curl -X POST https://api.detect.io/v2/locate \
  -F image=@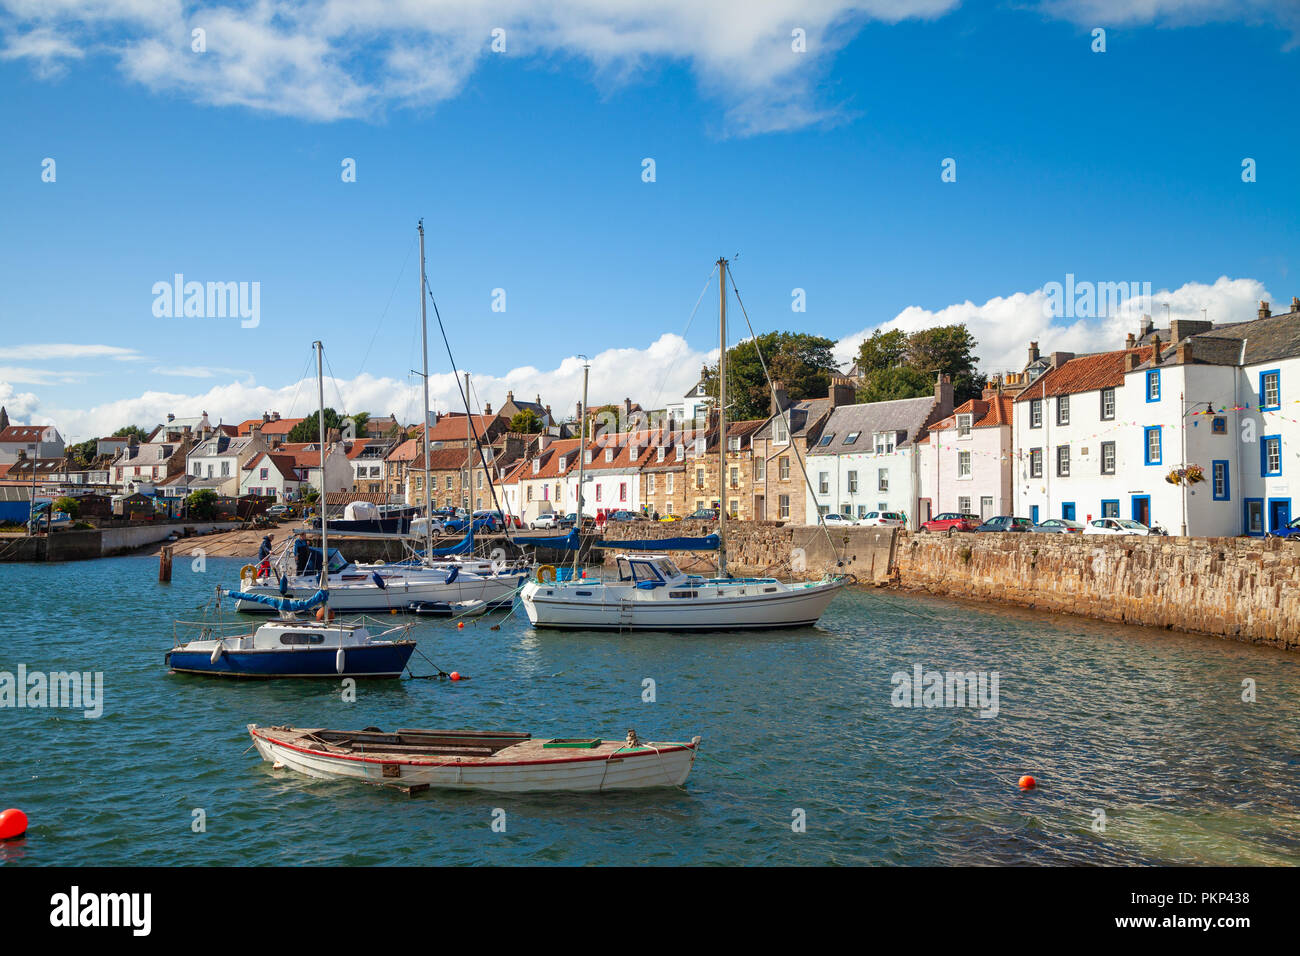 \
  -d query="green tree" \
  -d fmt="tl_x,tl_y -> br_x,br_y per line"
187,488 -> 219,520
508,409 -> 543,434
66,439 -> 98,468
702,331 -> 839,421
288,408 -> 346,443
854,323 -> 981,405
344,411 -> 370,438
113,424 -> 151,442
53,496 -> 80,518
